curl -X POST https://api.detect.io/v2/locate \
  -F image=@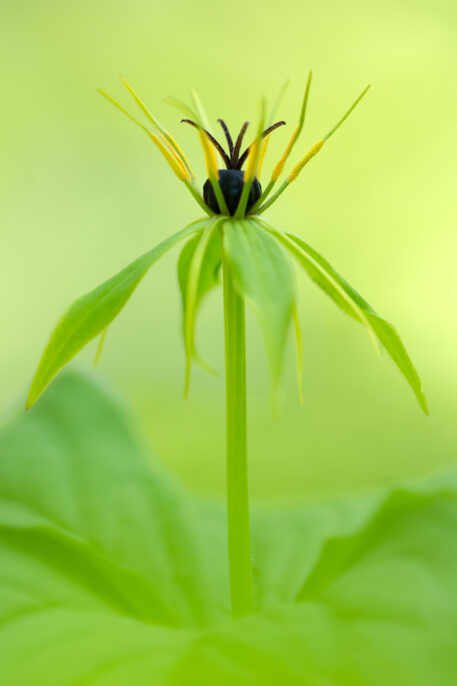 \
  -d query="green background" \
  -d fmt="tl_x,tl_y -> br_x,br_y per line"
1,0 -> 456,500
